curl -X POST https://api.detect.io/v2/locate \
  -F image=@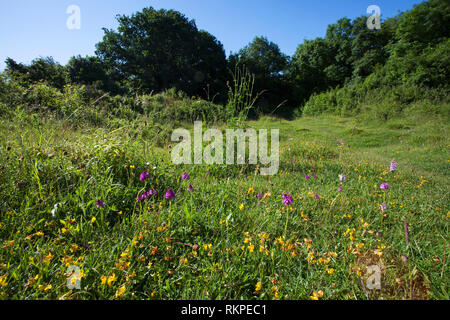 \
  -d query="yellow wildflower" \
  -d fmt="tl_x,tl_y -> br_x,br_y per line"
107,273 -> 117,286
0,274 -> 8,287
38,284 -> 52,292
115,285 -> 126,298
310,290 -> 324,300
43,252 -> 53,264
